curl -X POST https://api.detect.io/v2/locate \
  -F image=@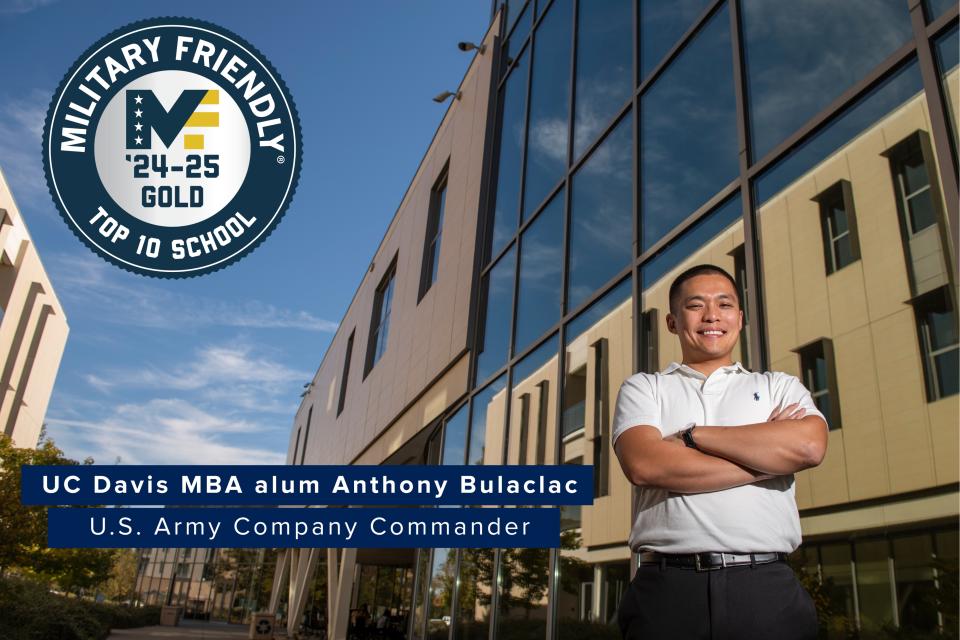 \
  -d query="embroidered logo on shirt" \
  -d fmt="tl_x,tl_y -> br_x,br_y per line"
753,392 -> 760,401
